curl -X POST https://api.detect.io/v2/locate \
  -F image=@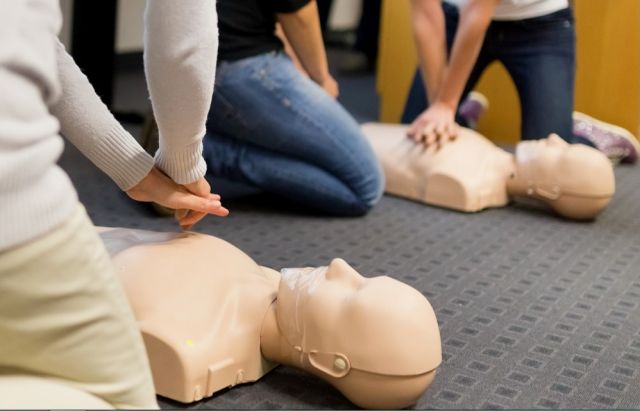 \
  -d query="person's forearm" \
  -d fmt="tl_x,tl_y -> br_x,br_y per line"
411,0 -> 447,103
434,0 -> 497,109
50,42 -> 154,191
277,1 -> 330,85
144,0 -> 218,185
275,23 -> 307,75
